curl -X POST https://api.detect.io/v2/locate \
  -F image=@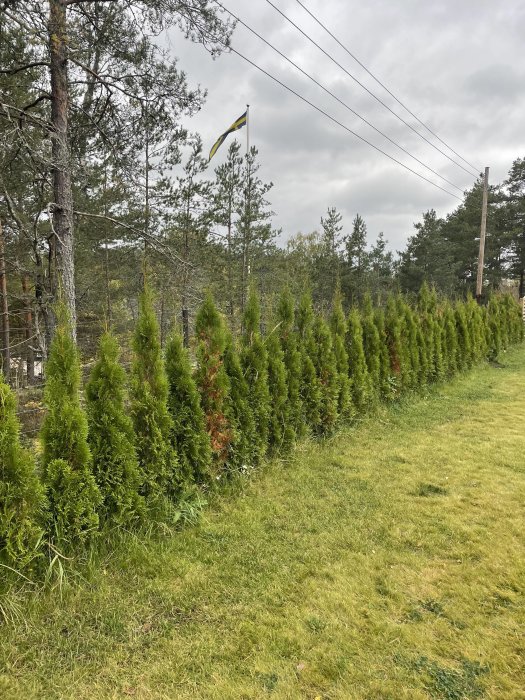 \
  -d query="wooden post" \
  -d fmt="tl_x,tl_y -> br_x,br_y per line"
0,220 -> 10,381
476,166 -> 489,302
